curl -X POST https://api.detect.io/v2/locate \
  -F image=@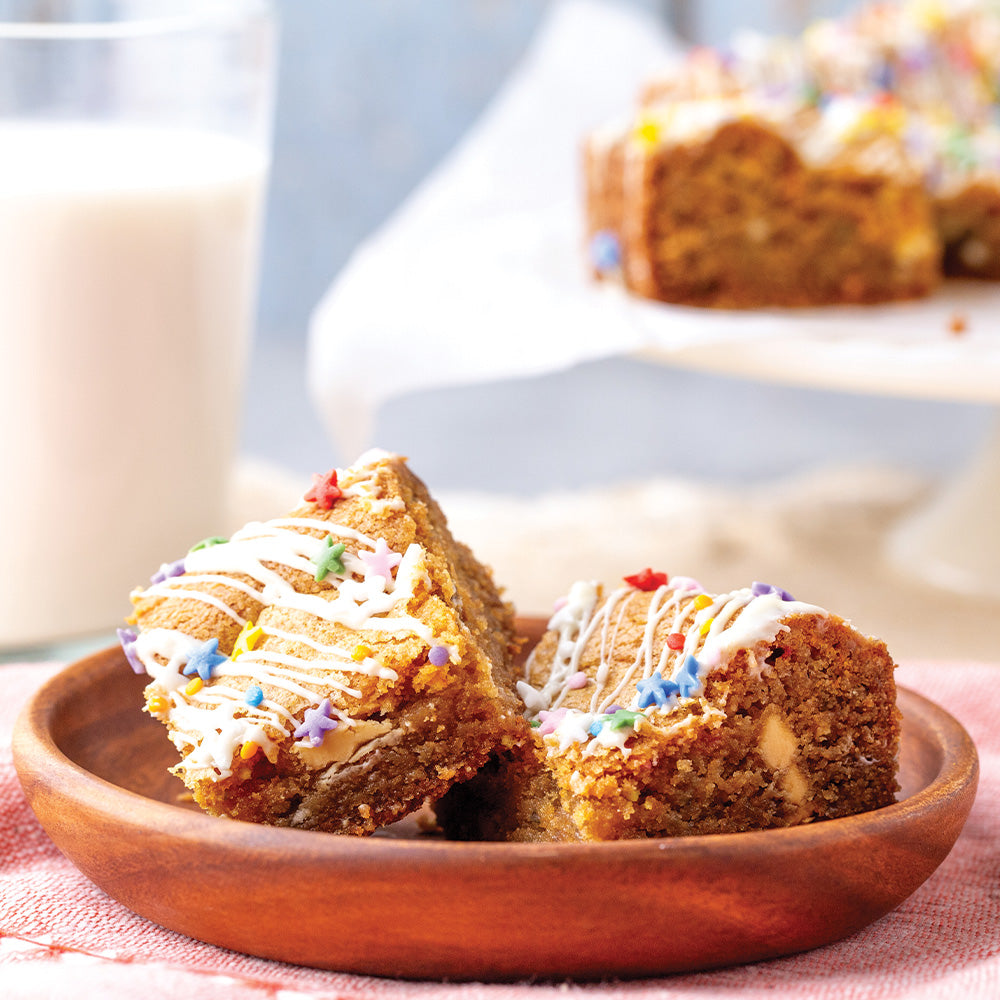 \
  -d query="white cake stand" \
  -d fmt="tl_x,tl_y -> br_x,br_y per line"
622,280 -> 1000,598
